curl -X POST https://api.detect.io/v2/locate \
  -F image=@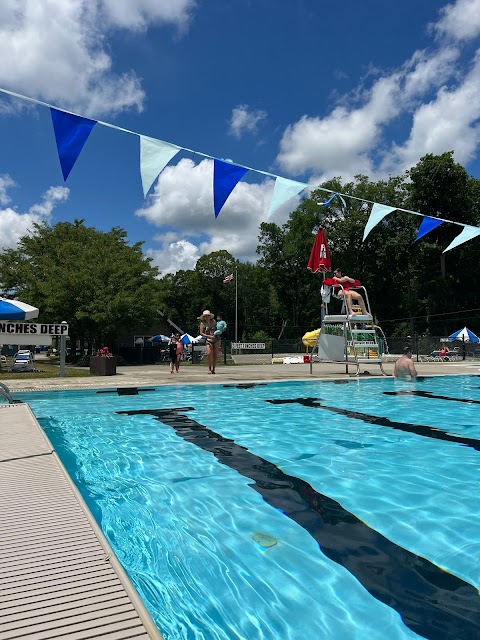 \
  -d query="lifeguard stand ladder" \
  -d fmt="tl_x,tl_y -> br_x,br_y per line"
309,284 -> 388,376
